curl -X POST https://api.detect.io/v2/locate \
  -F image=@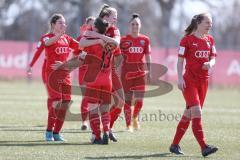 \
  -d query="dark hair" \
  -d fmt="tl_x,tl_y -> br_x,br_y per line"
94,17 -> 109,34
129,13 -> 140,23
85,16 -> 95,24
185,13 -> 209,35
98,4 -> 116,18
48,13 -> 64,32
